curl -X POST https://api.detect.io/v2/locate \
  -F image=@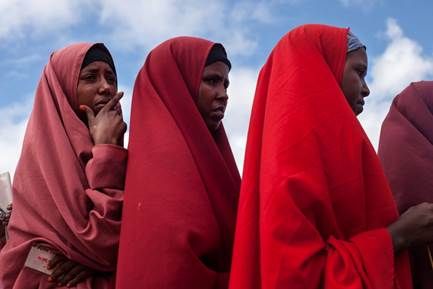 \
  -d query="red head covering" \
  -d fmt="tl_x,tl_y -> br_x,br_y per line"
116,37 -> 240,289
379,81 -> 433,289
228,24 -> 412,289
0,43 -> 127,288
